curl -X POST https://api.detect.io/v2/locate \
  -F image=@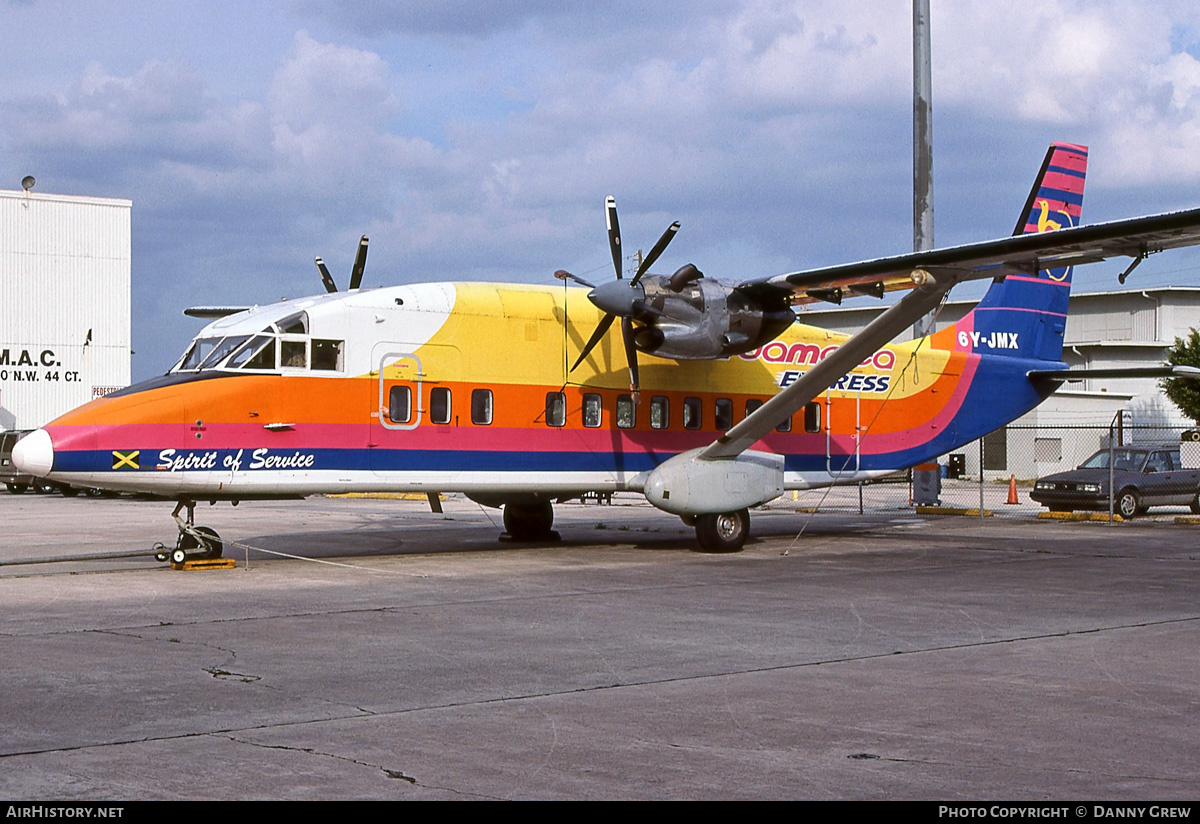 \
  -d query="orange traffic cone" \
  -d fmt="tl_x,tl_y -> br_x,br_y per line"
1006,474 -> 1019,505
